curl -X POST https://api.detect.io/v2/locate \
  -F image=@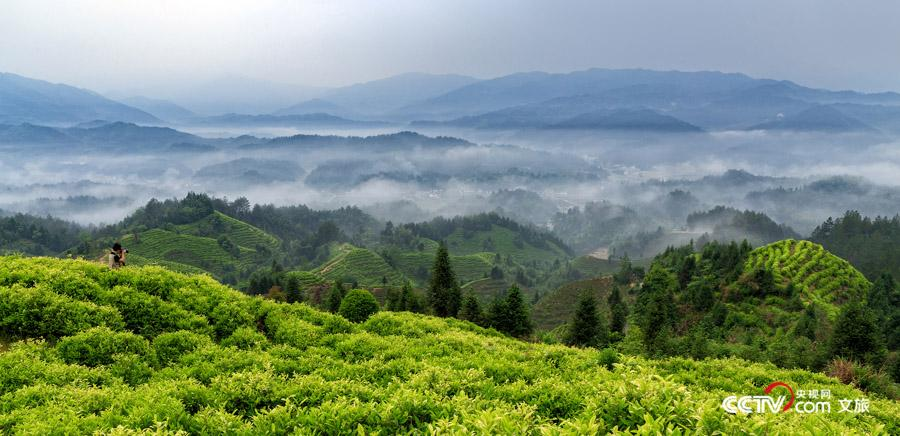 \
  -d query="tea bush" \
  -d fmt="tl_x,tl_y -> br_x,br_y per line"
0,256 -> 897,434
338,288 -> 379,323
